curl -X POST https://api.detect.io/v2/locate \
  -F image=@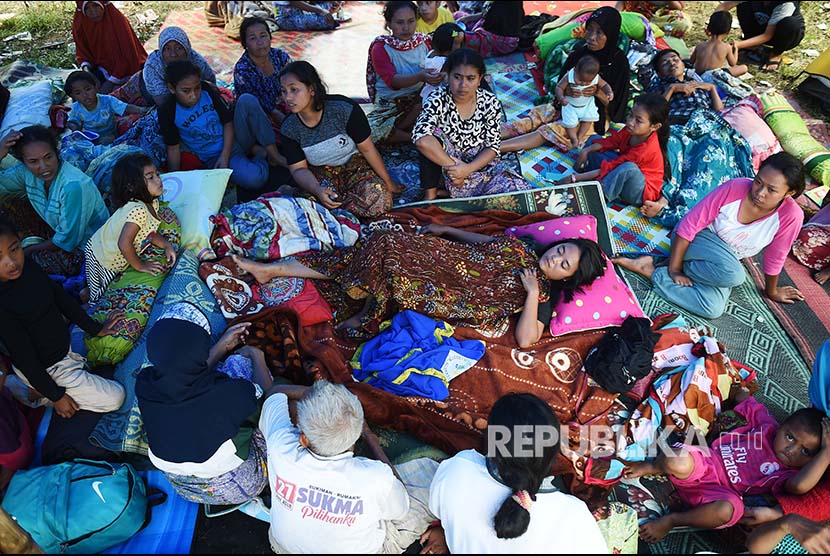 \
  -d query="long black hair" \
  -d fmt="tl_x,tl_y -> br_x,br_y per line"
279,60 -> 327,112
759,151 -> 806,197
528,237 -> 605,305
442,47 -> 485,78
383,1 -> 417,28
486,393 -> 561,539
12,125 -> 58,161
633,92 -> 671,183
111,153 -> 157,209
